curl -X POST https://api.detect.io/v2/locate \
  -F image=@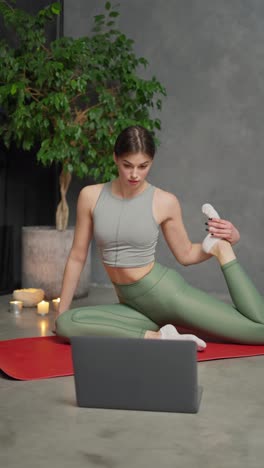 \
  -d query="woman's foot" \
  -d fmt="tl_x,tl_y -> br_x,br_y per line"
144,327 -> 206,351
202,202 -> 237,265
210,239 -> 236,265
202,203 -> 221,253
202,203 -> 220,219
159,324 -> 206,351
